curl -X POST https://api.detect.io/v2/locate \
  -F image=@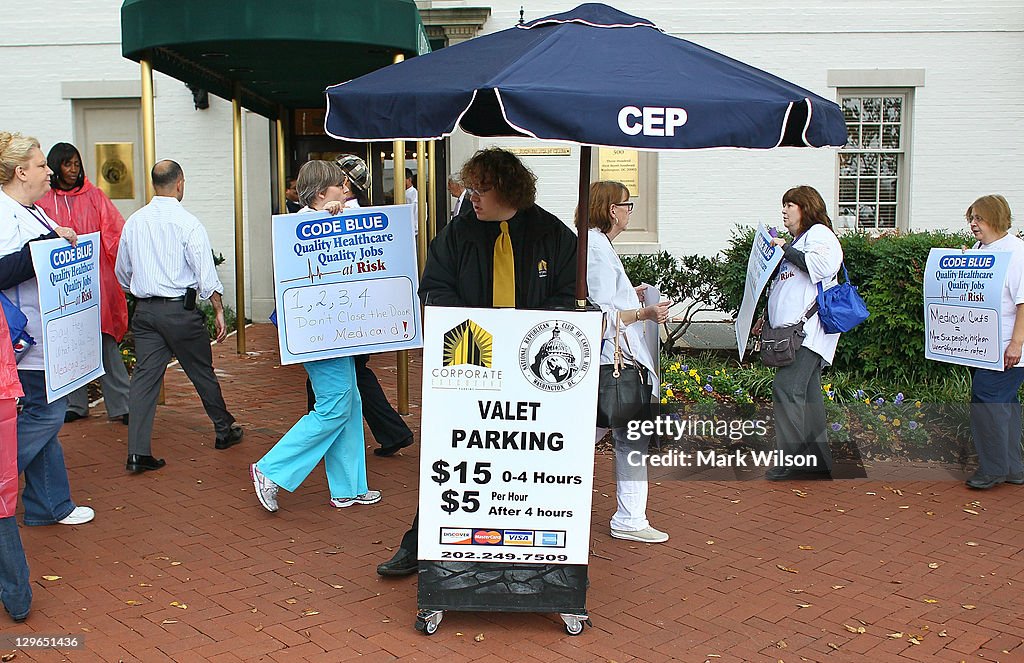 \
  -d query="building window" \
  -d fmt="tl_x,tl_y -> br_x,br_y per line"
836,90 -> 910,230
